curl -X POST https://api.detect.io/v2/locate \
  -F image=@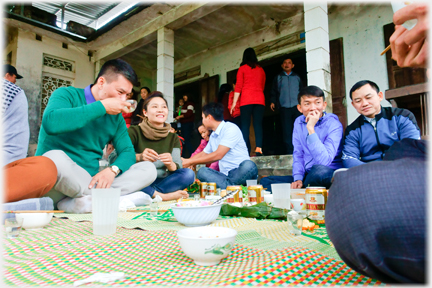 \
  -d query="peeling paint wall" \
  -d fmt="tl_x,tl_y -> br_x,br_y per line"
174,12 -> 305,87
13,29 -> 94,151
329,4 -> 393,125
